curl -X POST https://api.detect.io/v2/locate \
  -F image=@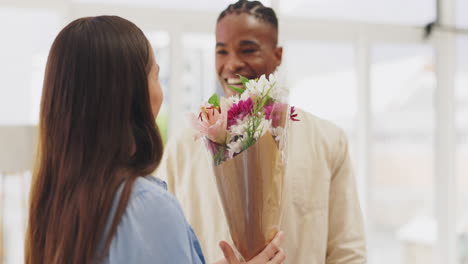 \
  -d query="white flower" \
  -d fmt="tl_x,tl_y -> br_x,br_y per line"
269,85 -> 289,102
271,126 -> 284,139
240,74 -> 283,102
229,118 -> 249,137
227,118 -> 250,154
225,95 -> 239,107
245,79 -> 257,91
256,74 -> 268,93
240,88 -> 255,101
254,118 -> 272,140
268,73 -> 277,85
272,125 -> 288,161
252,73 -> 287,102
227,139 -> 243,154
